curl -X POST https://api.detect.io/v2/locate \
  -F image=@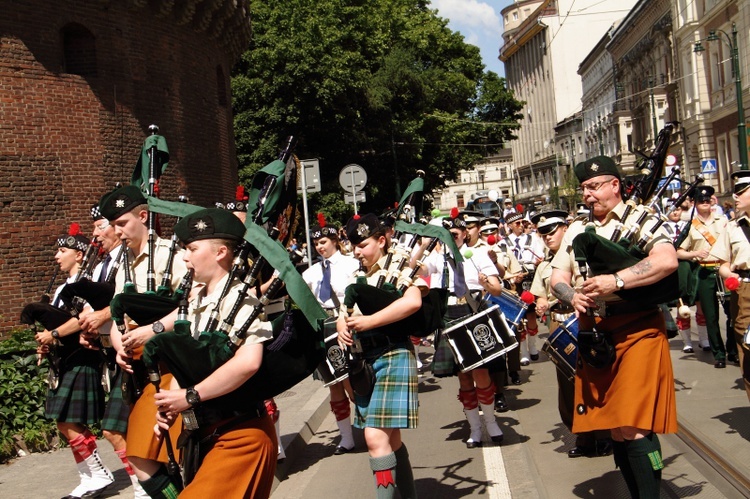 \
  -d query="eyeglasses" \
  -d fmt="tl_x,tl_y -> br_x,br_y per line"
578,178 -> 614,194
